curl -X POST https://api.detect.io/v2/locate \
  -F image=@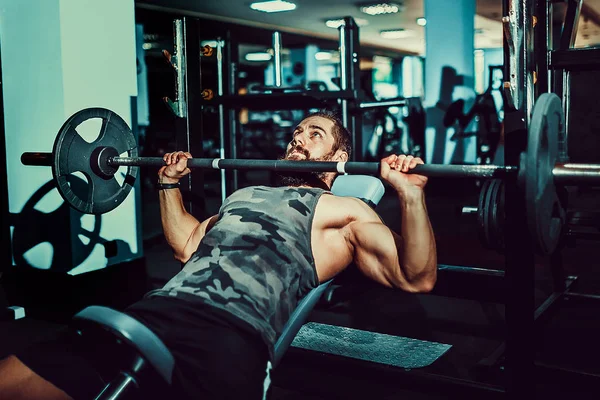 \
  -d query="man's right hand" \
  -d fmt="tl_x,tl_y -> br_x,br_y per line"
158,151 -> 193,184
